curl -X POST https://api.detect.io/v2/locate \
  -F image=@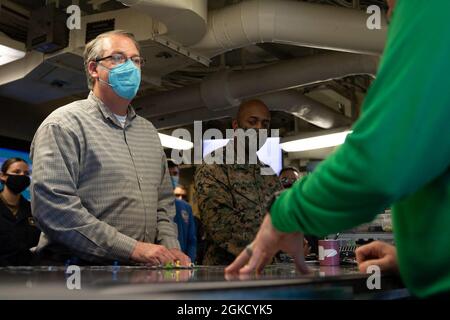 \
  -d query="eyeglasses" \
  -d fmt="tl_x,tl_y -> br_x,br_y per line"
95,53 -> 145,68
